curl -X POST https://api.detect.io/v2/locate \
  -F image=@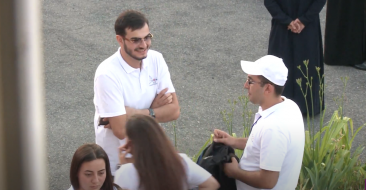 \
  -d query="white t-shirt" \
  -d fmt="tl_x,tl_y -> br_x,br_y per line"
93,48 -> 175,175
67,186 -> 118,190
114,154 -> 211,190
236,97 -> 305,190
